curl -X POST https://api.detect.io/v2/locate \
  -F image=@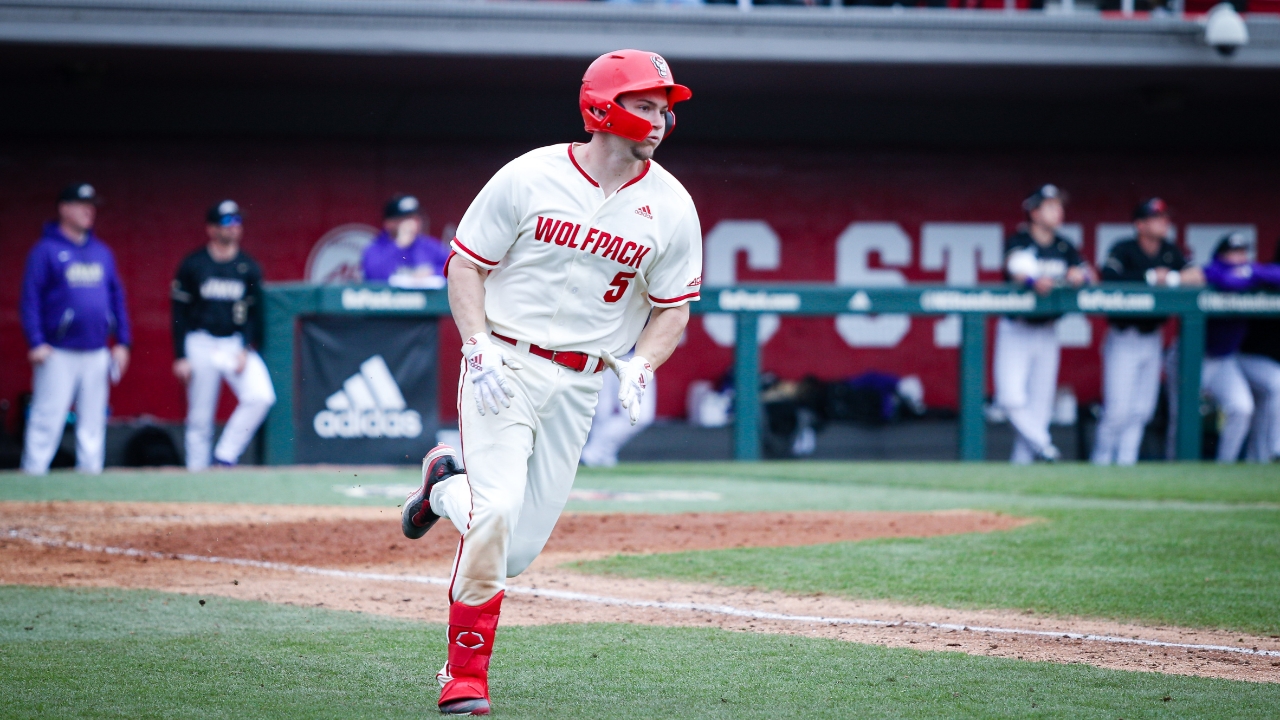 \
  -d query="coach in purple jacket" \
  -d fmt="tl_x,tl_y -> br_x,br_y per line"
361,194 -> 449,286
19,183 -> 132,474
